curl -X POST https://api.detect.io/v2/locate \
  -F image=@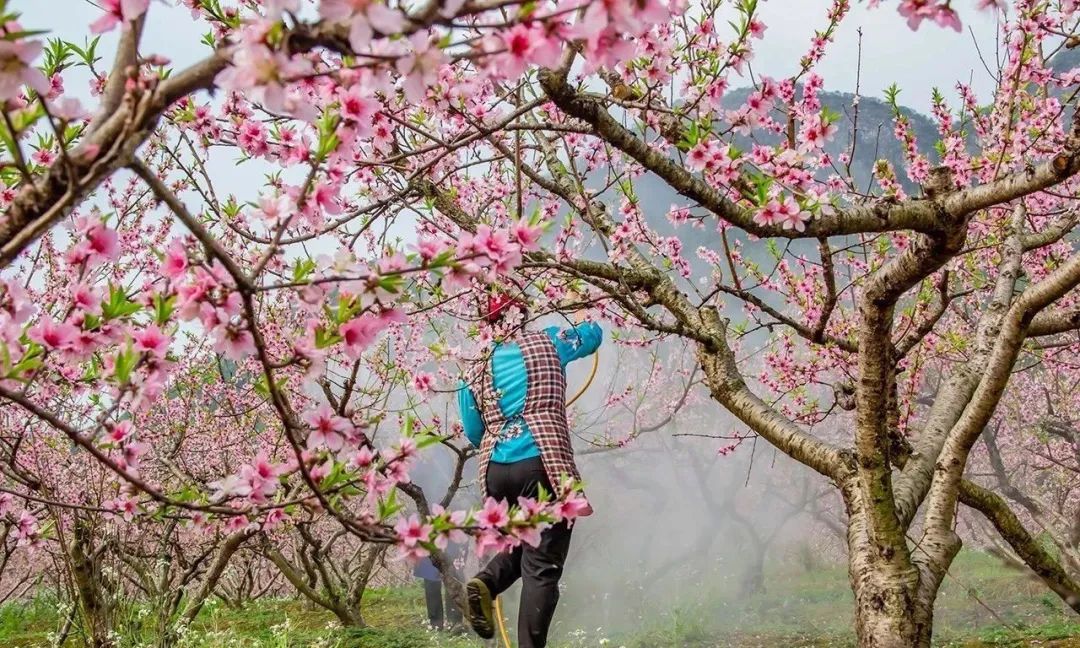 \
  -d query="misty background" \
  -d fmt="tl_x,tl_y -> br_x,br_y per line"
22,1 -> 1071,645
